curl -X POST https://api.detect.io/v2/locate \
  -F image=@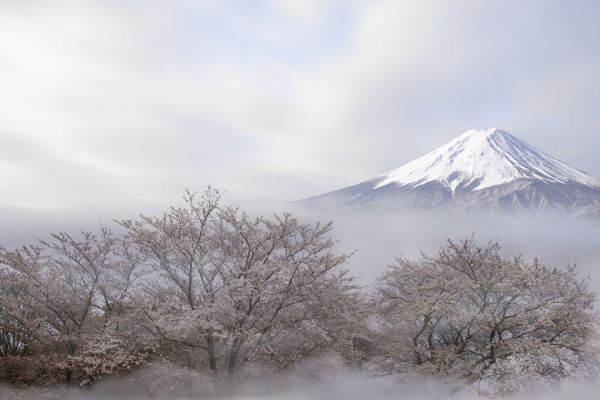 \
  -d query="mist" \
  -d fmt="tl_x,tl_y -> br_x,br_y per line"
3,194 -> 599,290
1,356 -> 599,400
286,208 -> 600,292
